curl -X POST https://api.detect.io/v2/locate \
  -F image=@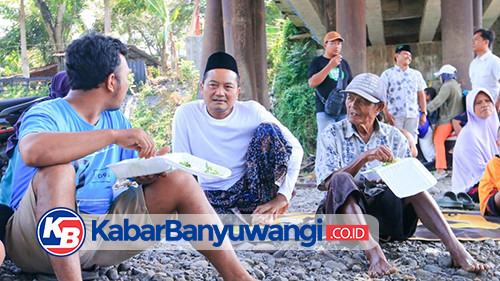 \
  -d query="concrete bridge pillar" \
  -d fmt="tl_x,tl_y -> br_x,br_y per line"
200,0 -> 269,108
441,0 -> 474,90
473,0 -> 483,31
336,0 -> 366,76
